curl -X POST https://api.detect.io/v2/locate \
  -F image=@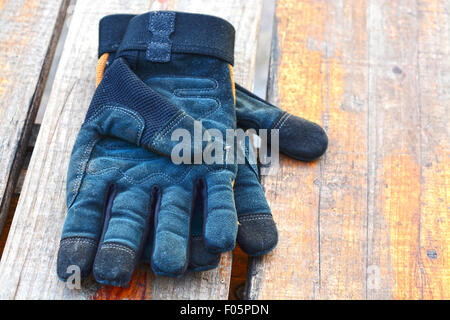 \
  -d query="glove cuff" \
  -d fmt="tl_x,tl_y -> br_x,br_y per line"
113,11 -> 235,65
98,14 -> 135,58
